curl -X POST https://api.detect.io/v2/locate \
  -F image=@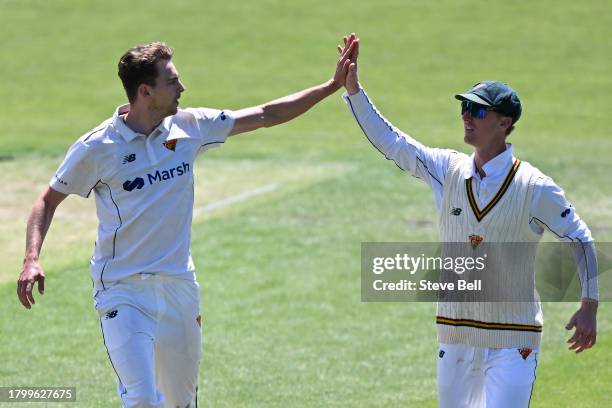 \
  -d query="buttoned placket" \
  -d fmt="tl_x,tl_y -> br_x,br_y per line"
139,124 -> 169,170
468,145 -> 515,207
144,129 -> 160,168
